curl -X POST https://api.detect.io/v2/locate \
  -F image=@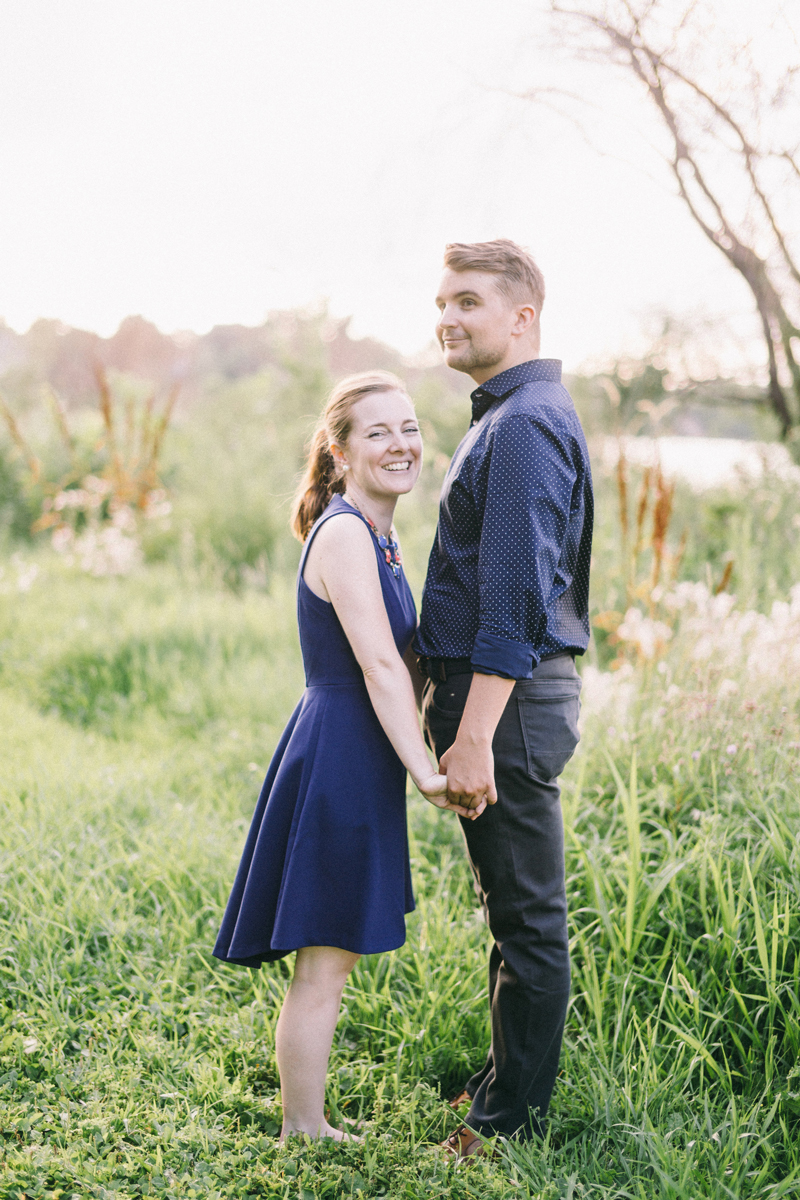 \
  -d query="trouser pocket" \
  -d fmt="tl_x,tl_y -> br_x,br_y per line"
516,679 -> 581,783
